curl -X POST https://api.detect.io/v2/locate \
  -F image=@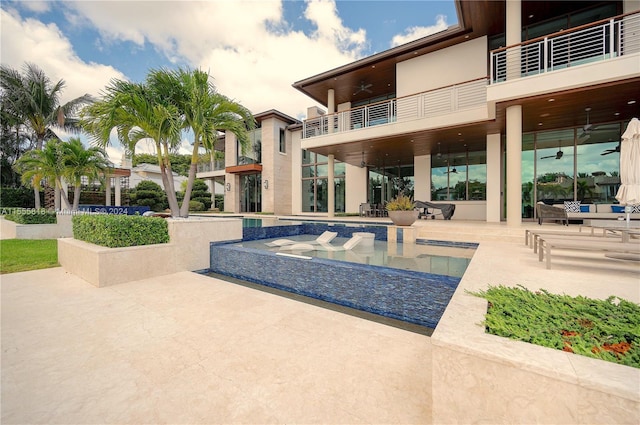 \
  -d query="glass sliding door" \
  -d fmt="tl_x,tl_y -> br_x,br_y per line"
240,173 -> 261,212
